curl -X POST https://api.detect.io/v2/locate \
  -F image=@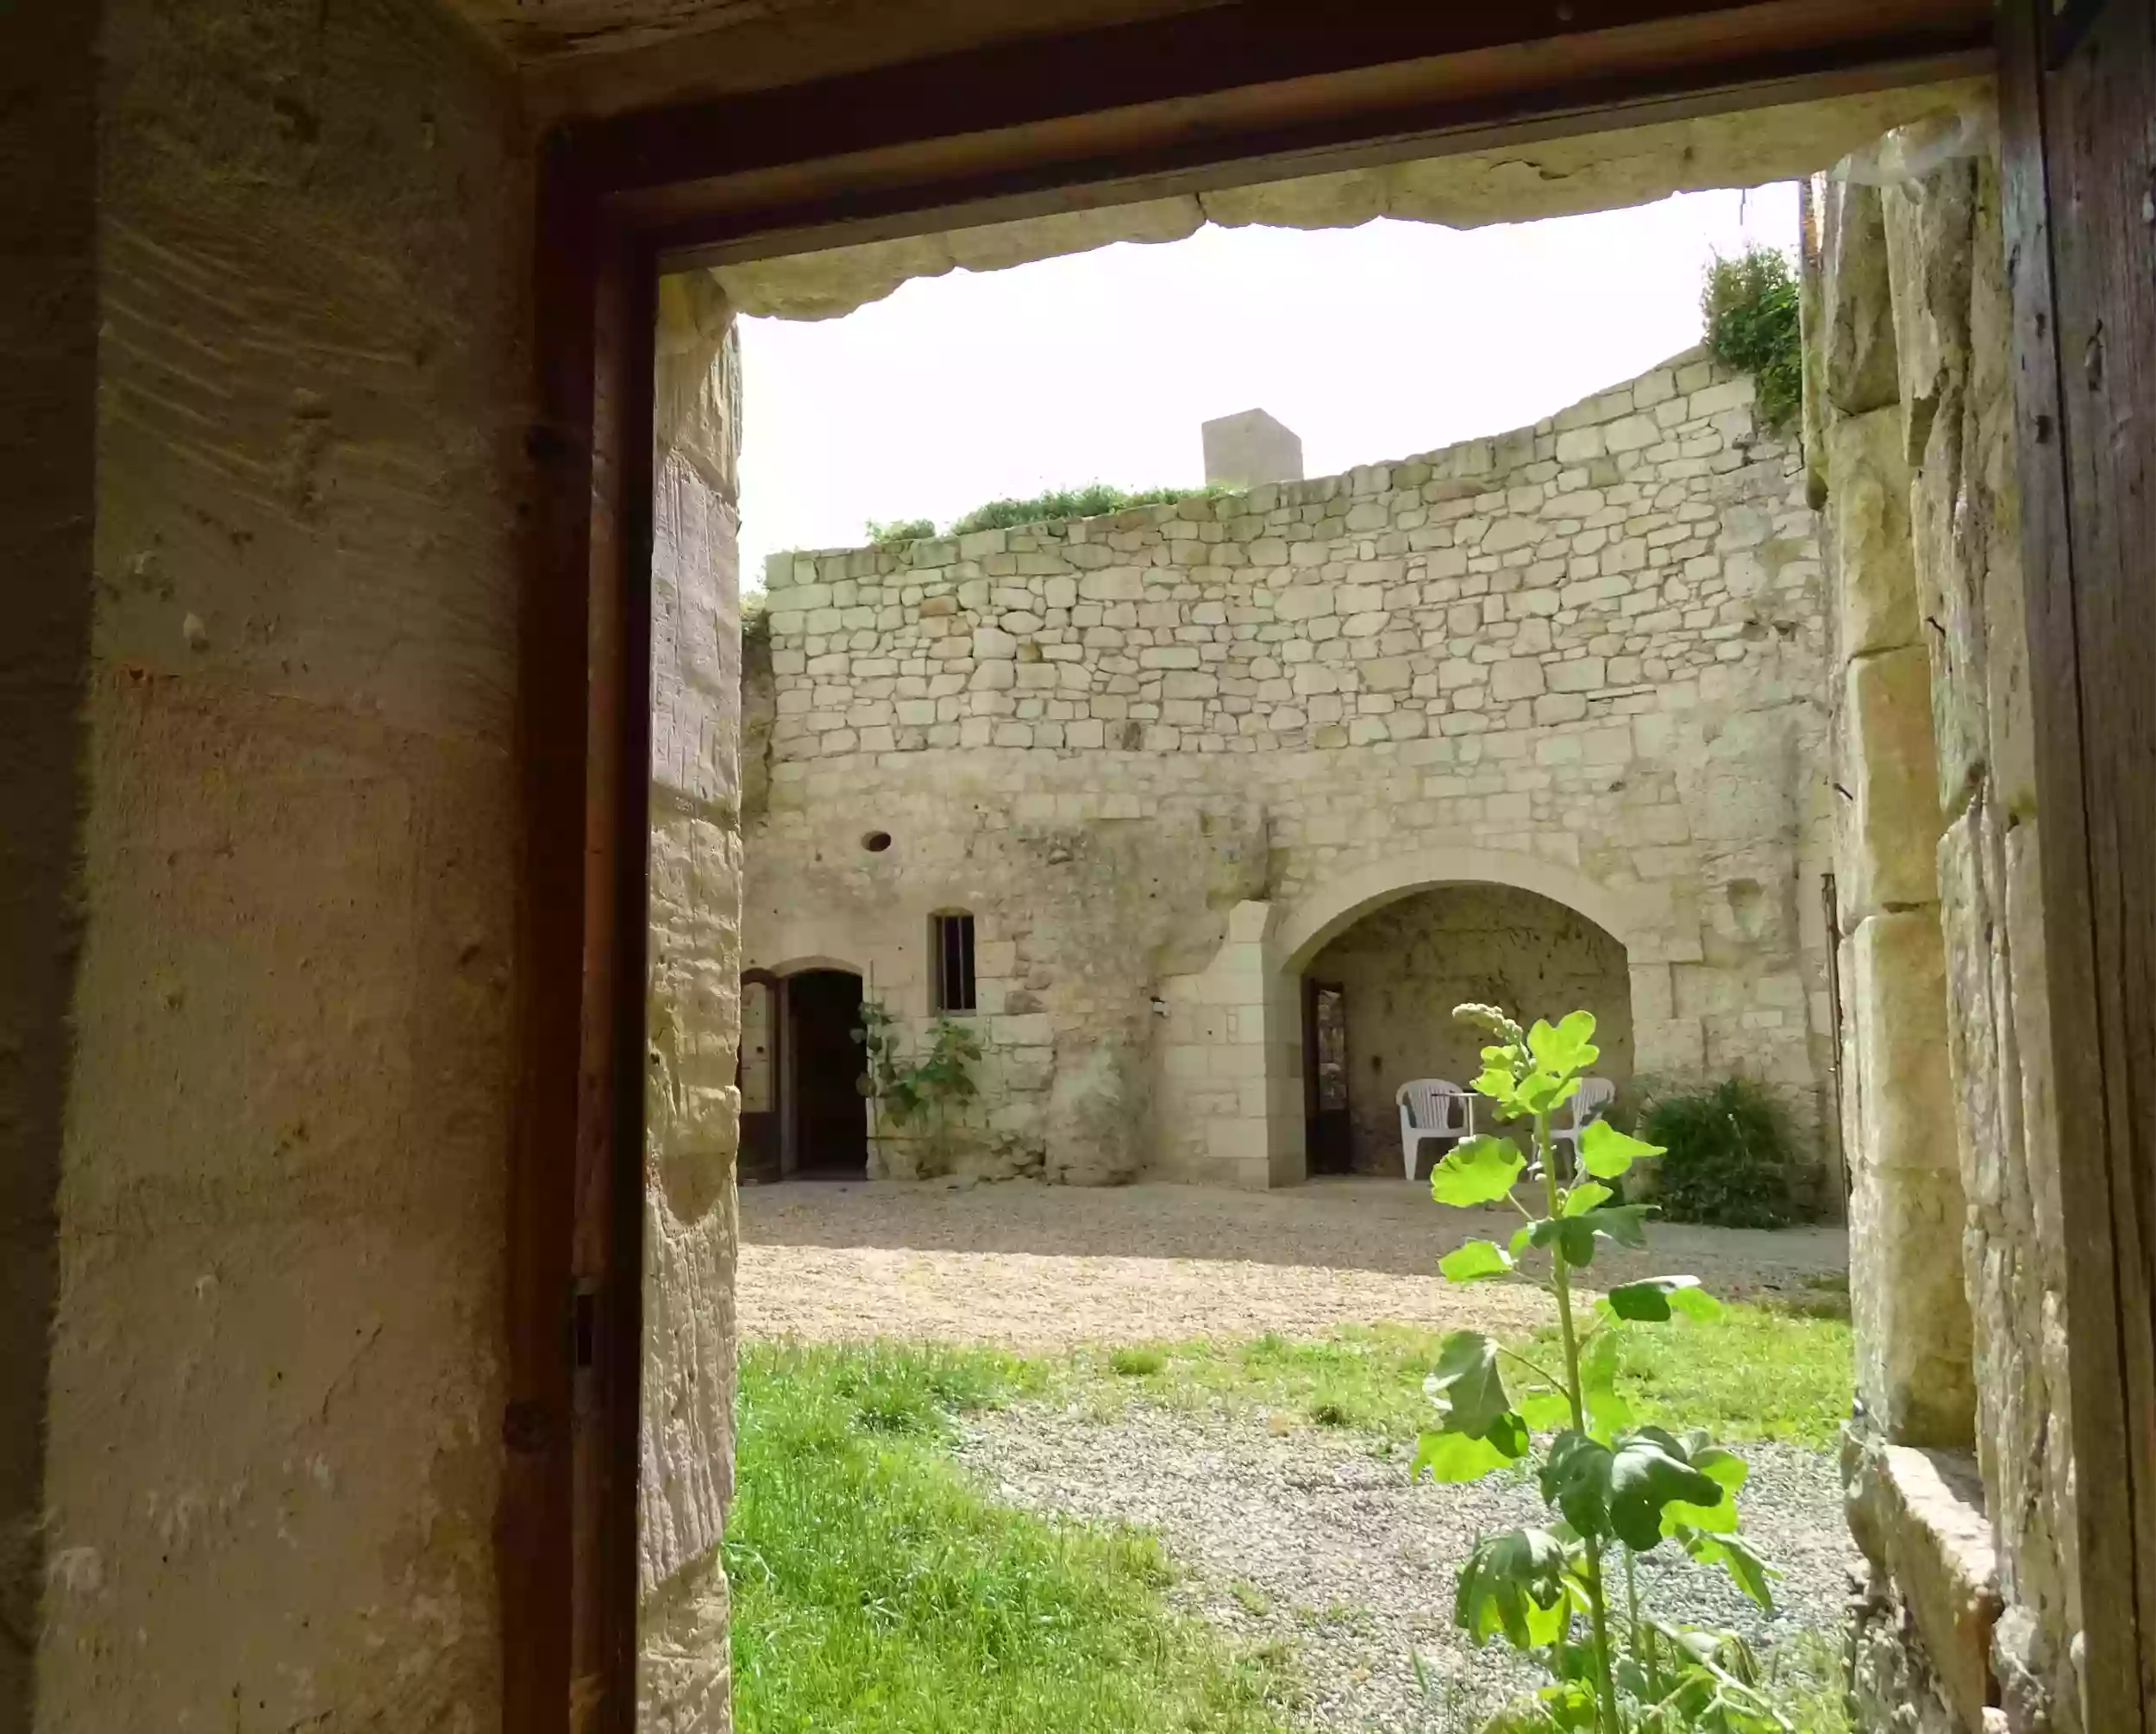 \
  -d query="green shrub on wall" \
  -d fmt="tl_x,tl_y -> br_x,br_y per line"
861,483 -> 1238,548
1701,247 -> 1803,433
1639,1077 -> 1801,1230
949,483 -> 1231,536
